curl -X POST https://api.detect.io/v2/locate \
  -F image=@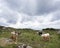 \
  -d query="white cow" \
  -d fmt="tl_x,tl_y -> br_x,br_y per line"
41,33 -> 50,41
